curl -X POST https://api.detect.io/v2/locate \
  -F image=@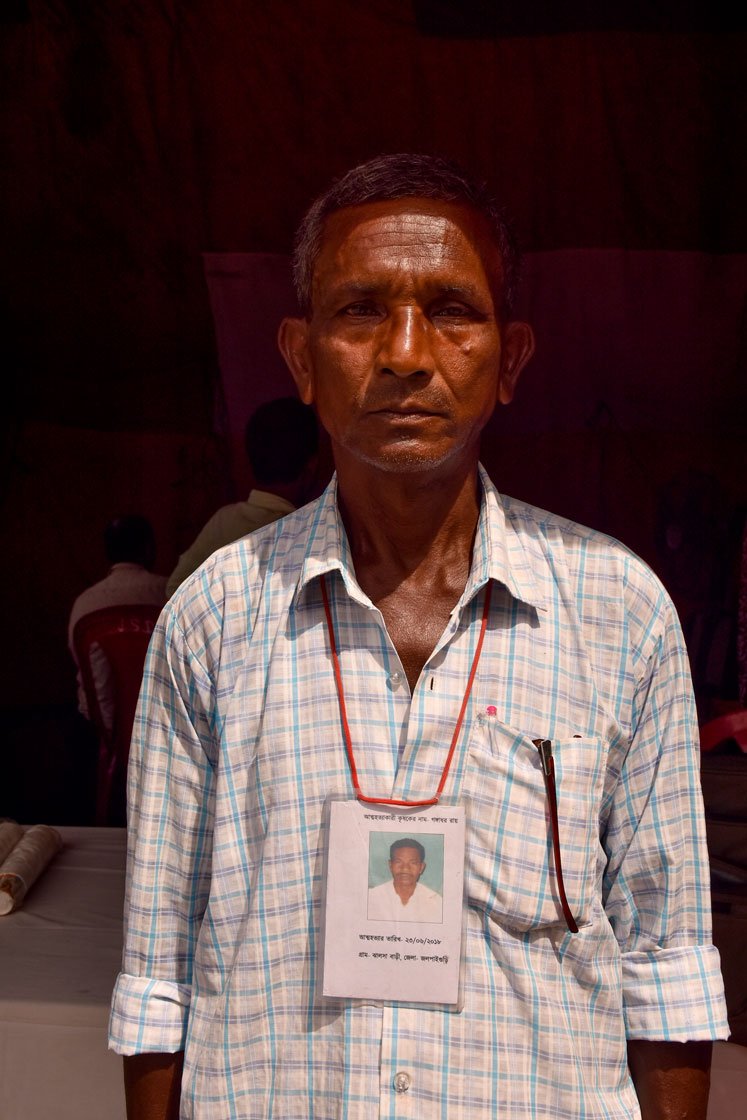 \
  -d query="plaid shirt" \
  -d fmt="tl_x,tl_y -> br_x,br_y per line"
110,467 -> 728,1119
